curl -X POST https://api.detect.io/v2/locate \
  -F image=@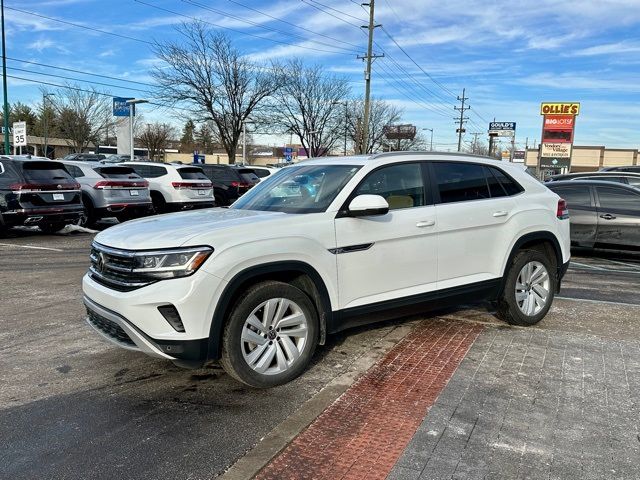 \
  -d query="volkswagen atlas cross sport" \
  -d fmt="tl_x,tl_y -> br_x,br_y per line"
83,152 -> 571,388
